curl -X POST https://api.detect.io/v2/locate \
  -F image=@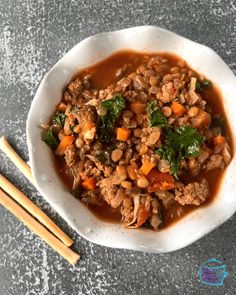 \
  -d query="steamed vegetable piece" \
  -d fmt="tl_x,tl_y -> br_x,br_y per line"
42,127 -> 59,150
146,100 -> 168,127
98,94 -> 126,142
157,126 -> 205,178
